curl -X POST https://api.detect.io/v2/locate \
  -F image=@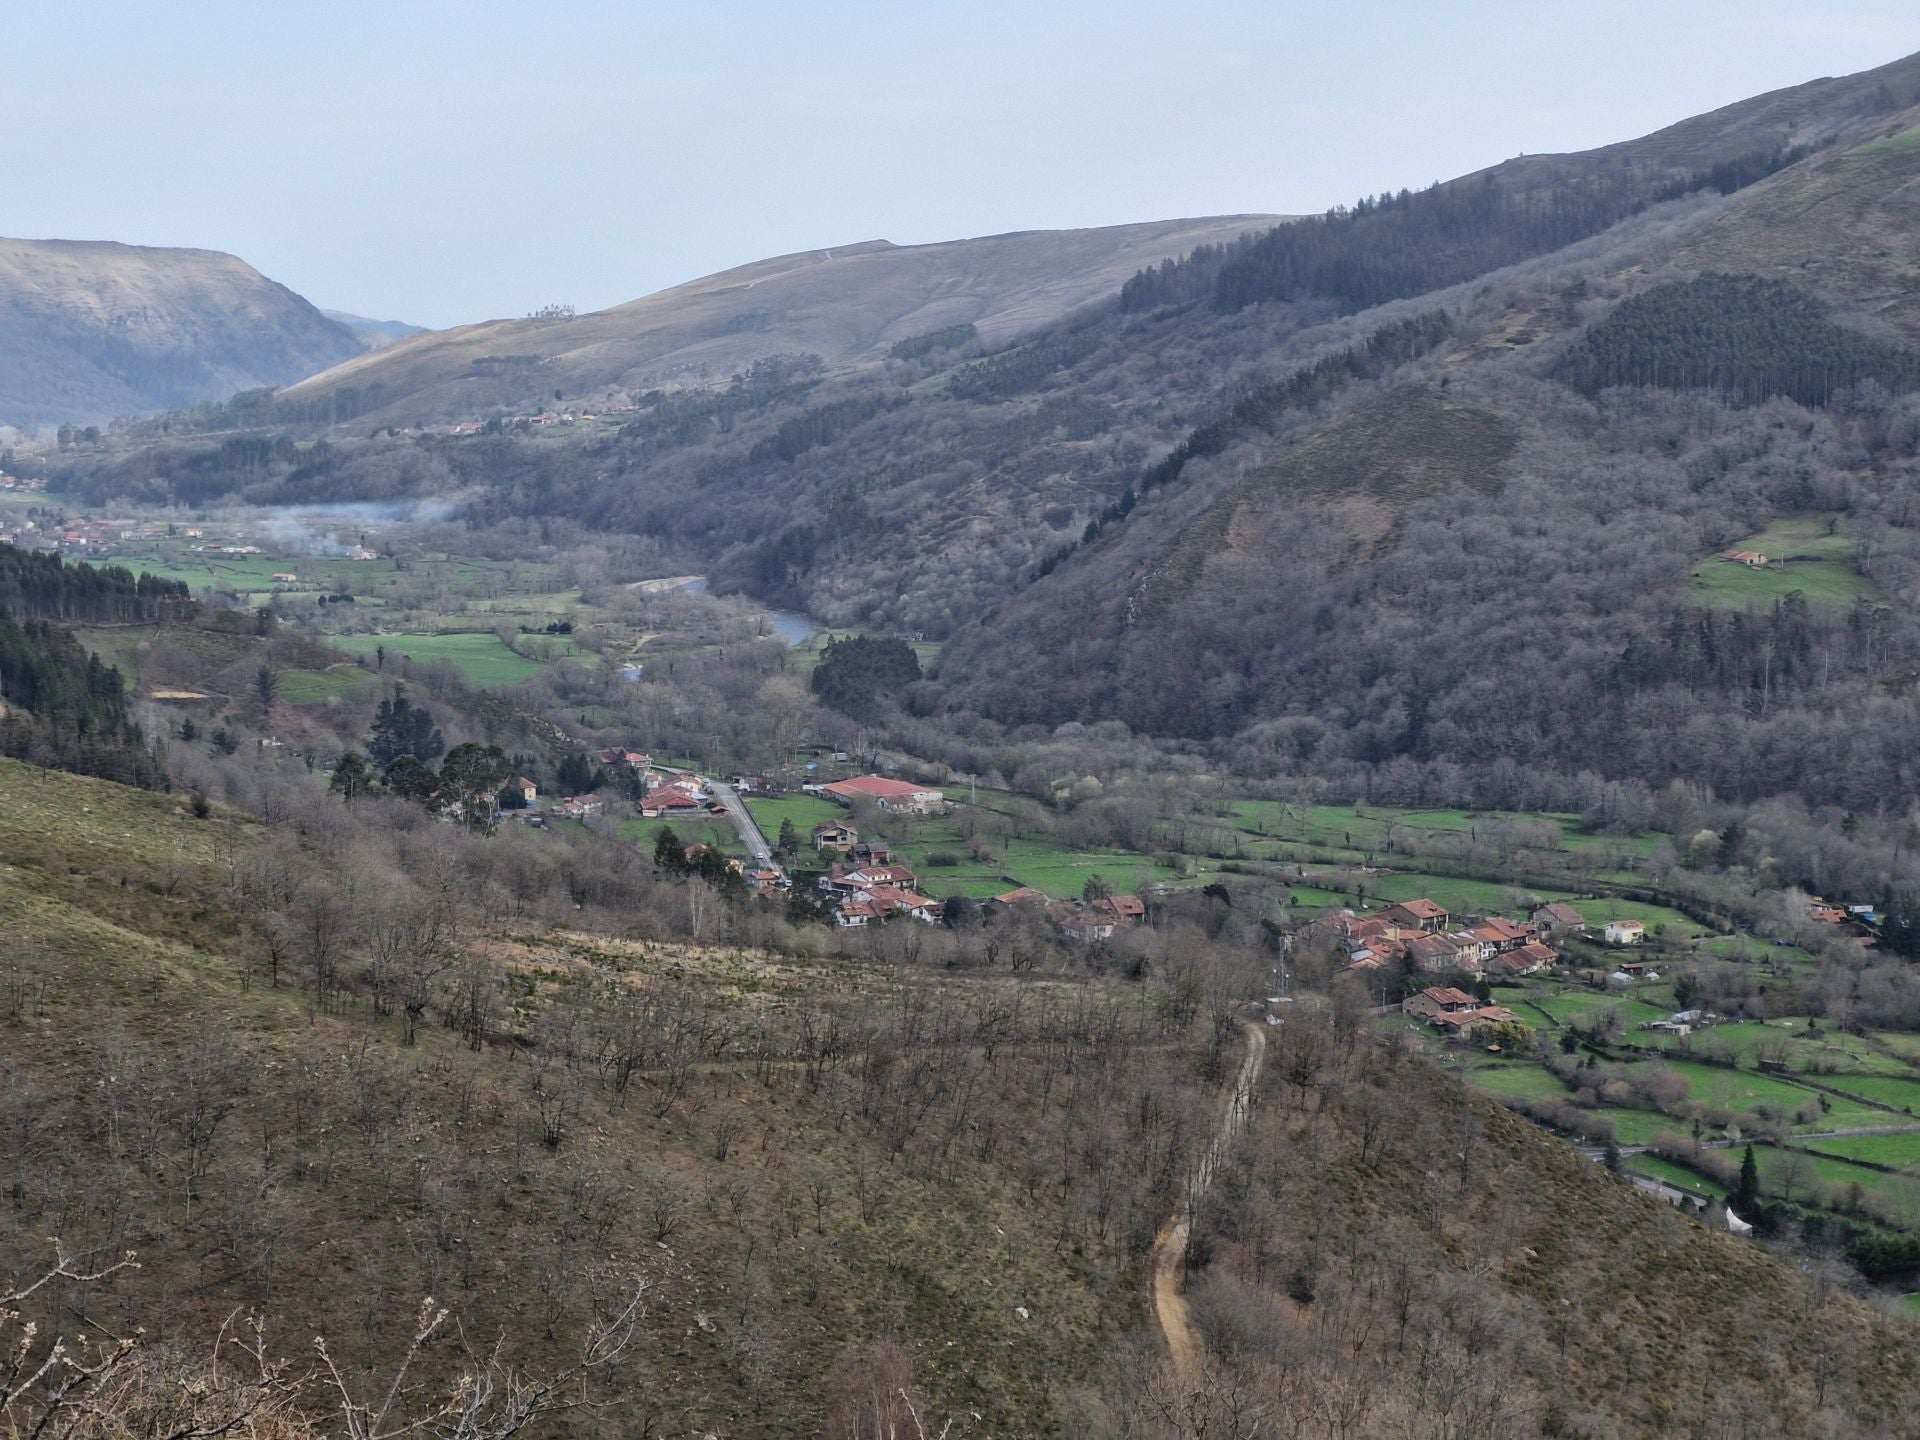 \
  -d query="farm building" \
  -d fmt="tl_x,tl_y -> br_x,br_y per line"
820,775 -> 945,814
